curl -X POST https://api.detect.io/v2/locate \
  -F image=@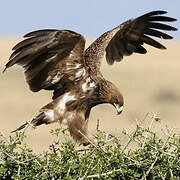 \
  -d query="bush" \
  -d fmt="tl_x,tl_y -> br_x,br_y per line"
0,113 -> 179,179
